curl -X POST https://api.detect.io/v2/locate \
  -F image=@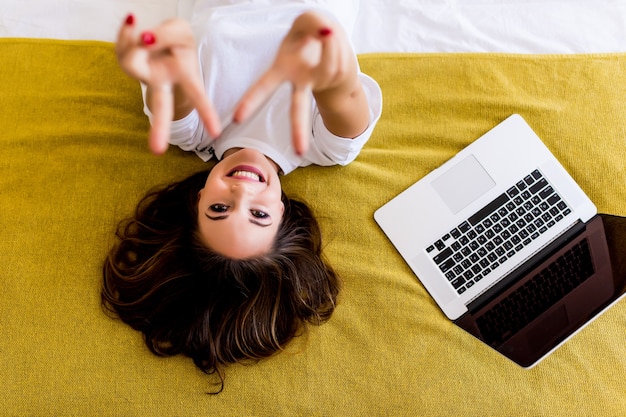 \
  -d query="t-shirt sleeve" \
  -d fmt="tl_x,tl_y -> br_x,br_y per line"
308,73 -> 383,166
